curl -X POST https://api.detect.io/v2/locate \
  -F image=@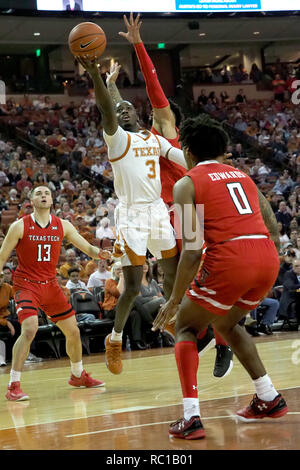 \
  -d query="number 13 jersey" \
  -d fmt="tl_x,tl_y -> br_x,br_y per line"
15,214 -> 64,282
187,160 -> 269,247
